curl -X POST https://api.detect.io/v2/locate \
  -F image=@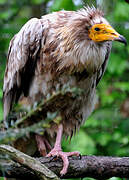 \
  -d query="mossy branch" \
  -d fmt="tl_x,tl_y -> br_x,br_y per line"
0,145 -> 60,180
0,115 -> 61,144
1,145 -> 129,179
0,86 -> 82,144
